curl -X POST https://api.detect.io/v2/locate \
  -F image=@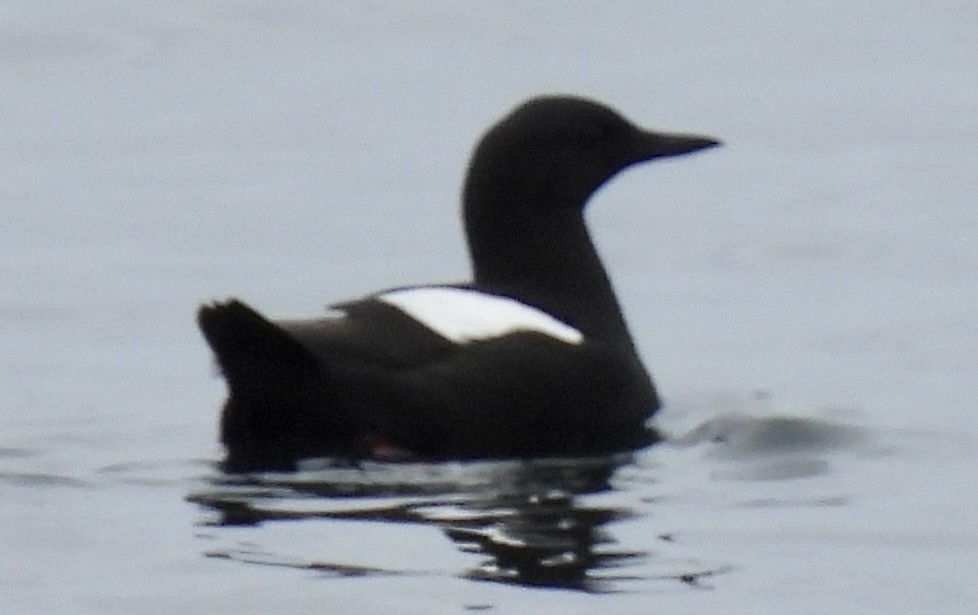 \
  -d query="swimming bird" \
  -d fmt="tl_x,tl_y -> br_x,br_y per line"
198,95 -> 720,472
